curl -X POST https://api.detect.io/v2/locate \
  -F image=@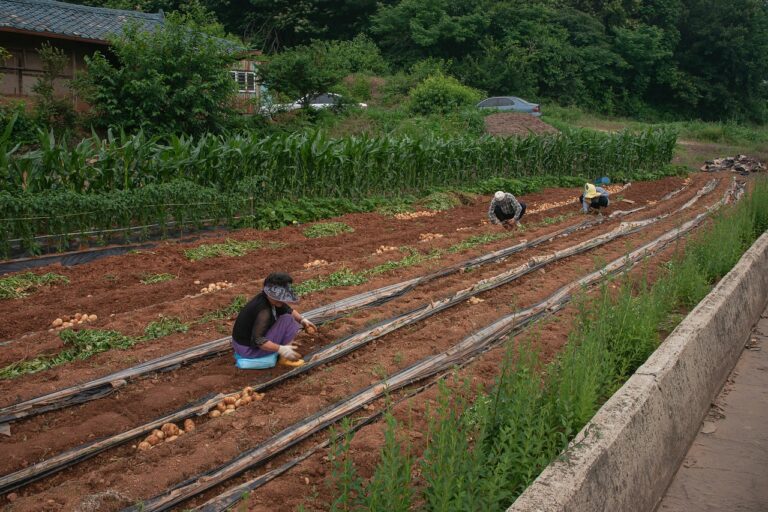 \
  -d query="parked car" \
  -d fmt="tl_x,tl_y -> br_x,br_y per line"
262,93 -> 367,115
477,96 -> 541,116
